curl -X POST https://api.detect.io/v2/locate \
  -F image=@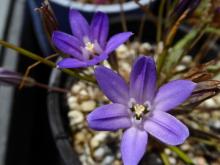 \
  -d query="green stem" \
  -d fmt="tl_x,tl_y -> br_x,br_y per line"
157,0 -> 166,43
169,146 -> 193,164
0,40 -> 95,83
160,152 -> 170,165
